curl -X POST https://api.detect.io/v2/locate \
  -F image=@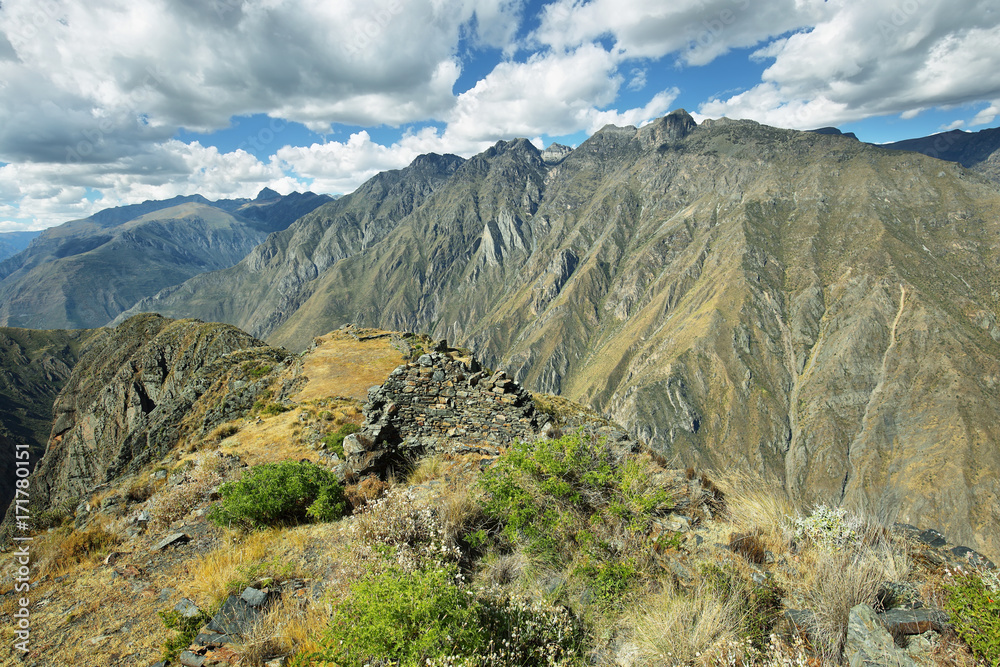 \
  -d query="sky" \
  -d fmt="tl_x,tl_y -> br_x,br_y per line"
0,0 -> 999,231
